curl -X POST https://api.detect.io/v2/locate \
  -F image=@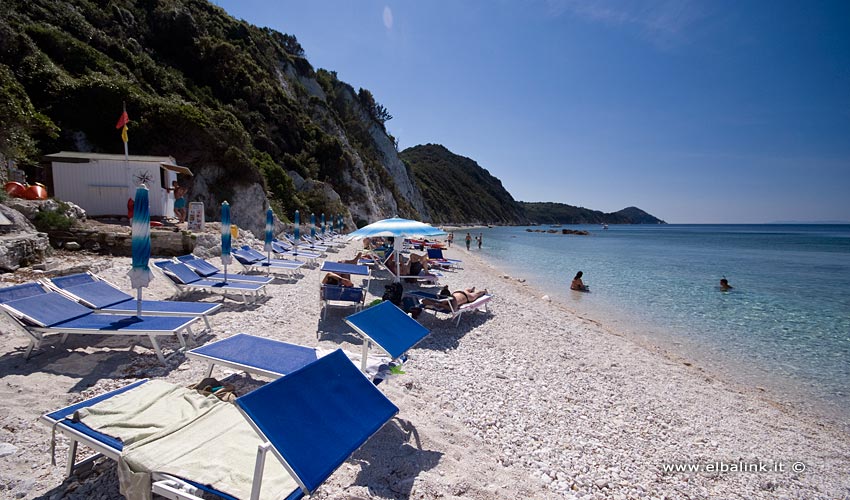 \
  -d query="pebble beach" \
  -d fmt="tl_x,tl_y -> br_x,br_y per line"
0,238 -> 848,500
